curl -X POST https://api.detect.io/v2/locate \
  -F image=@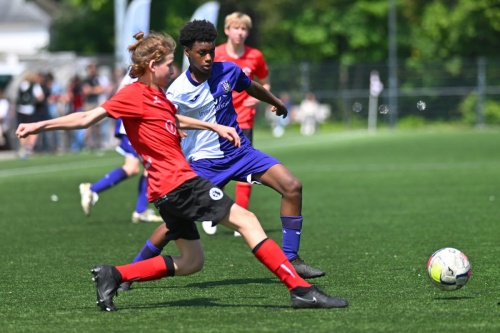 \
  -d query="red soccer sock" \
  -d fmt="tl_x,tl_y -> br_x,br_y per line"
253,238 -> 311,290
235,182 -> 252,209
115,255 -> 170,282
